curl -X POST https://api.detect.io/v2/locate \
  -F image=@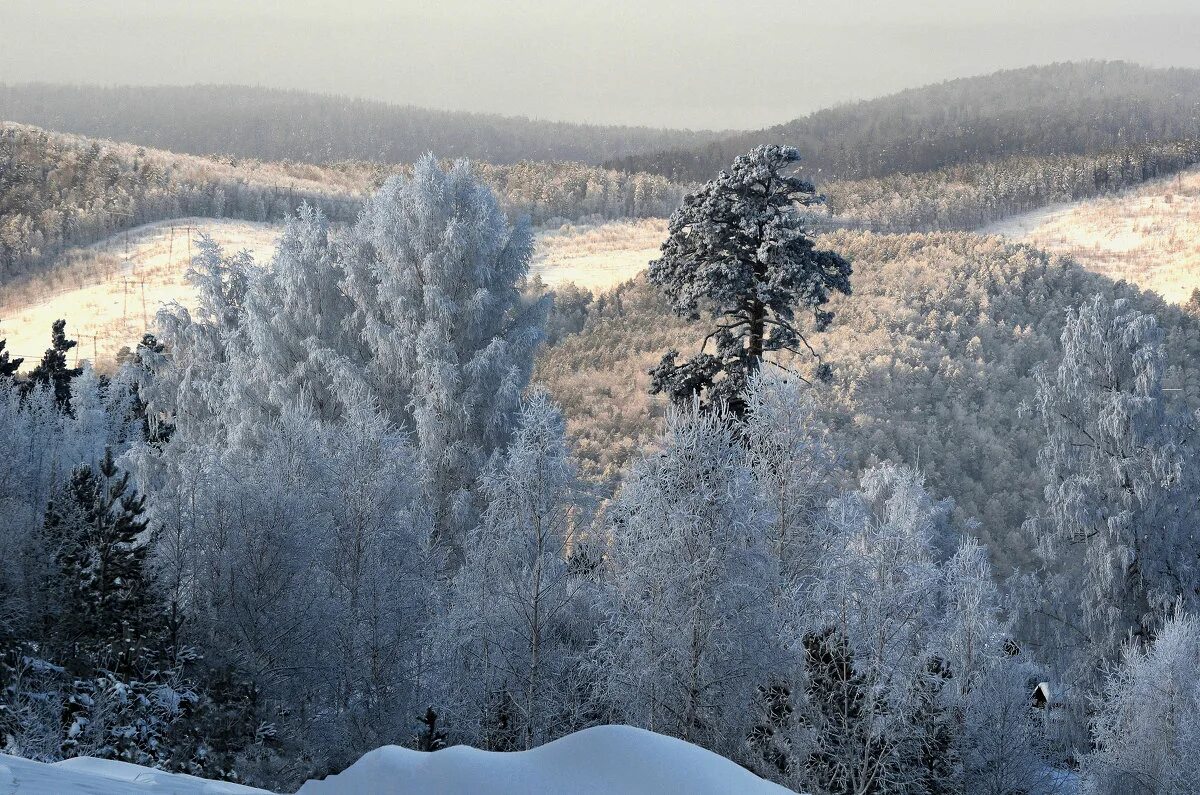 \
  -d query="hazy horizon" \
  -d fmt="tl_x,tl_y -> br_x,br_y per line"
4,1 -> 1200,130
